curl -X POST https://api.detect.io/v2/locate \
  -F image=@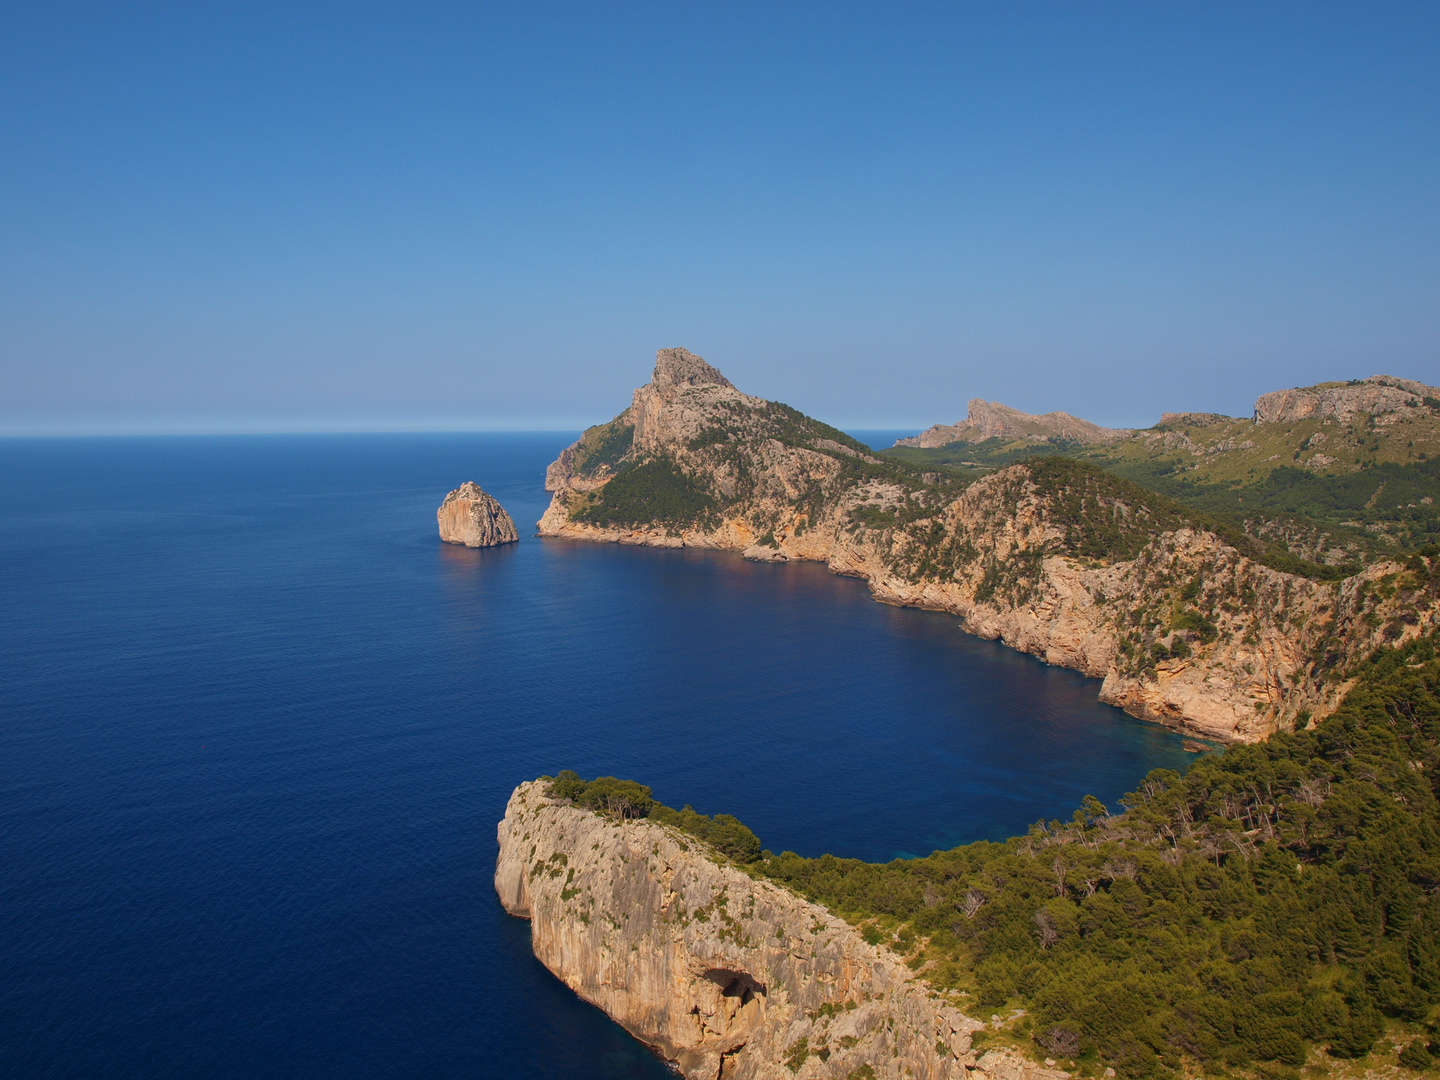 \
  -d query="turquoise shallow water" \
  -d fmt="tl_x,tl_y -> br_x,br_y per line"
0,433 -> 1196,1078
